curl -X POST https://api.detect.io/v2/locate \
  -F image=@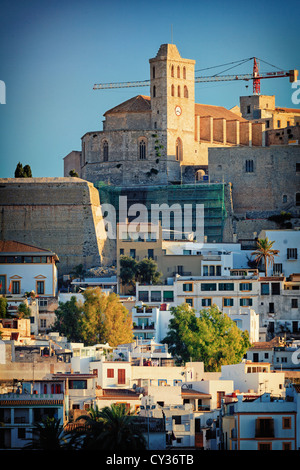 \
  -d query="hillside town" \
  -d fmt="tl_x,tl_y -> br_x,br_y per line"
0,43 -> 300,452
